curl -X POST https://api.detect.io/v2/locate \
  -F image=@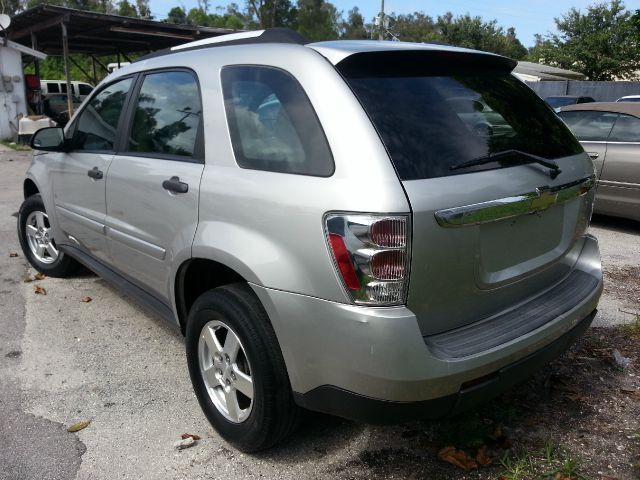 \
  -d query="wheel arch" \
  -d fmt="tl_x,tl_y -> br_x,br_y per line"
174,257 -> 250,335
24,178 -> 39,199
